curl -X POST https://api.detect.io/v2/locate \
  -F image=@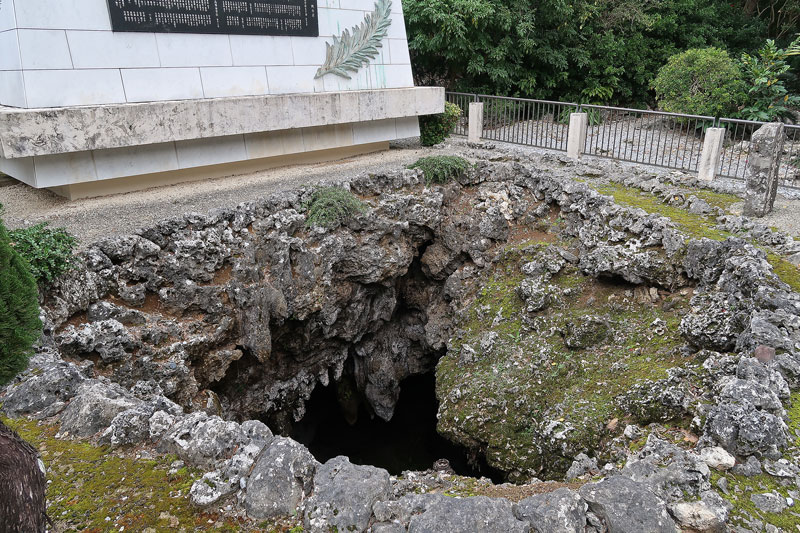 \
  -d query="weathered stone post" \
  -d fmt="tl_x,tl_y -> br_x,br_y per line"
743,122 -> 785,217
567,112 -> 588,159
698,127 -> 725,181
468,102 -> 484,143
